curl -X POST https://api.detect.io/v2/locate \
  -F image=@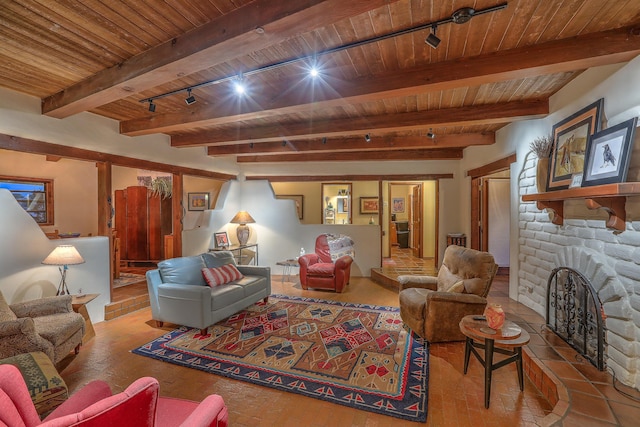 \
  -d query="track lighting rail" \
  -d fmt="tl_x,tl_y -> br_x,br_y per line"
139,3 -> 507,108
